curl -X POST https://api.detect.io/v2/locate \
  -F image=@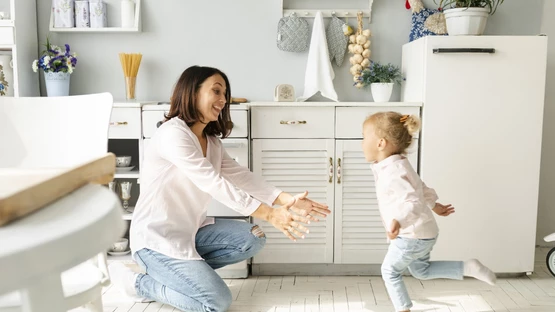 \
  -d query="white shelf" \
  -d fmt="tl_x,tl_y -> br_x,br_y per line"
50,27 -> 140,33
122,212 -> 133,220
49,0 -> 141,33
0,44 -> 14,51
107,253 -> 132,263
114,169 -> 139,179
0,20 -> 14,27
